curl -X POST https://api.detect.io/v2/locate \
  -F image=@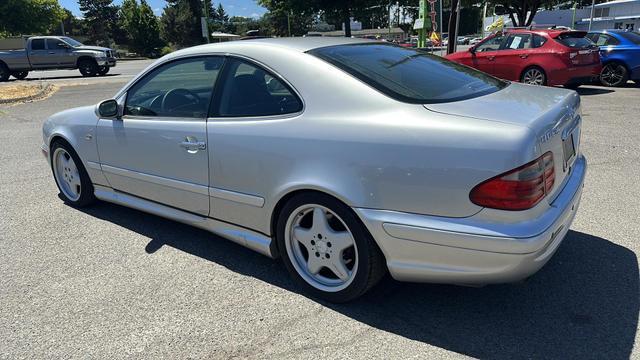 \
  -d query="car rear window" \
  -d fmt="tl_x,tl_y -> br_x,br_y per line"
619,31 -> 640,44
555,32 -> 594,48
308,43 -> 508,104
